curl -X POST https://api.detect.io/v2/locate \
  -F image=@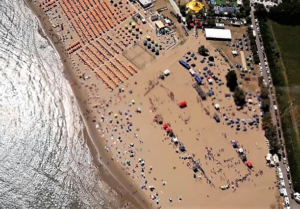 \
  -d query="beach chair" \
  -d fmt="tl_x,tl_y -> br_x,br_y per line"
100,67 -> 119,86
128,64 -> 138,73
95,70 -> 115,89
105,64 -> 123,83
